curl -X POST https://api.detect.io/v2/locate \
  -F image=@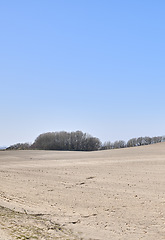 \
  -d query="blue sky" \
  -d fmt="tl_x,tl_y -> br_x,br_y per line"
0,1 -> 165,146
